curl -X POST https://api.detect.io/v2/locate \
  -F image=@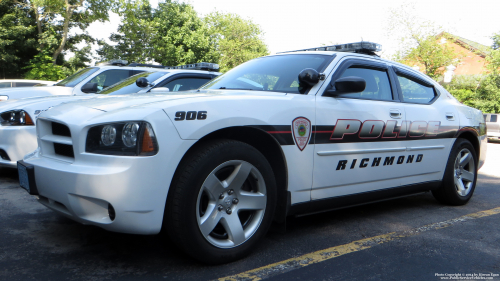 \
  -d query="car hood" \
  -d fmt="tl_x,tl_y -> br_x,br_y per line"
51,90 -> 285,113
0,95 -> 96,113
